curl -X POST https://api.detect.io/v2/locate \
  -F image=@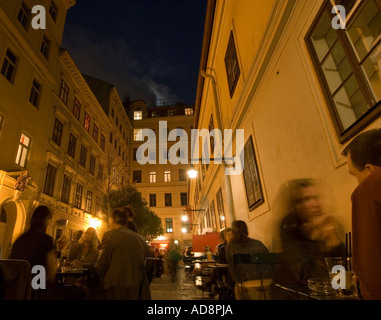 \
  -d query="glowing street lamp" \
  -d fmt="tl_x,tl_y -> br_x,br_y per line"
187,166 -> 198,179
